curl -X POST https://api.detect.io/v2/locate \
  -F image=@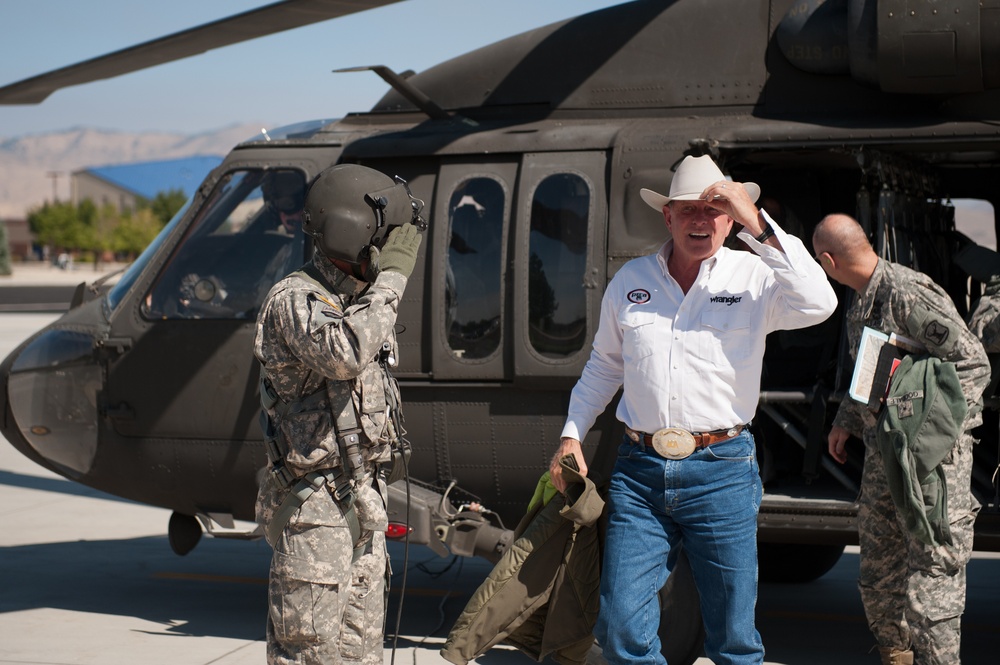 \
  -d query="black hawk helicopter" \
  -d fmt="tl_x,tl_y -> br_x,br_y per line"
3,1 -> 1000,663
